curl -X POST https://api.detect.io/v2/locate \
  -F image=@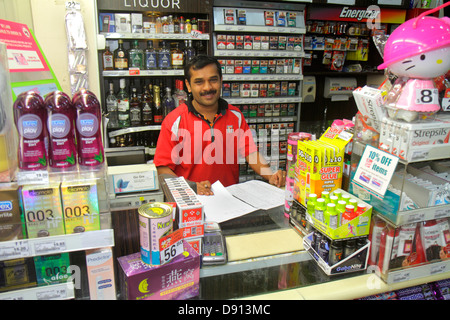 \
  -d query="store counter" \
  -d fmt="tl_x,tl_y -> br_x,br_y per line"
112,201 -> 449,300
